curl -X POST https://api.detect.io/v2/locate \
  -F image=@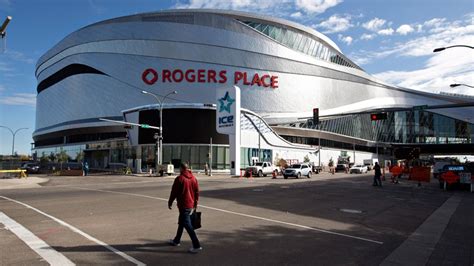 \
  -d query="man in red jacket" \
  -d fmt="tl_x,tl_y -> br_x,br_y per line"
168,163 -> 202,253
